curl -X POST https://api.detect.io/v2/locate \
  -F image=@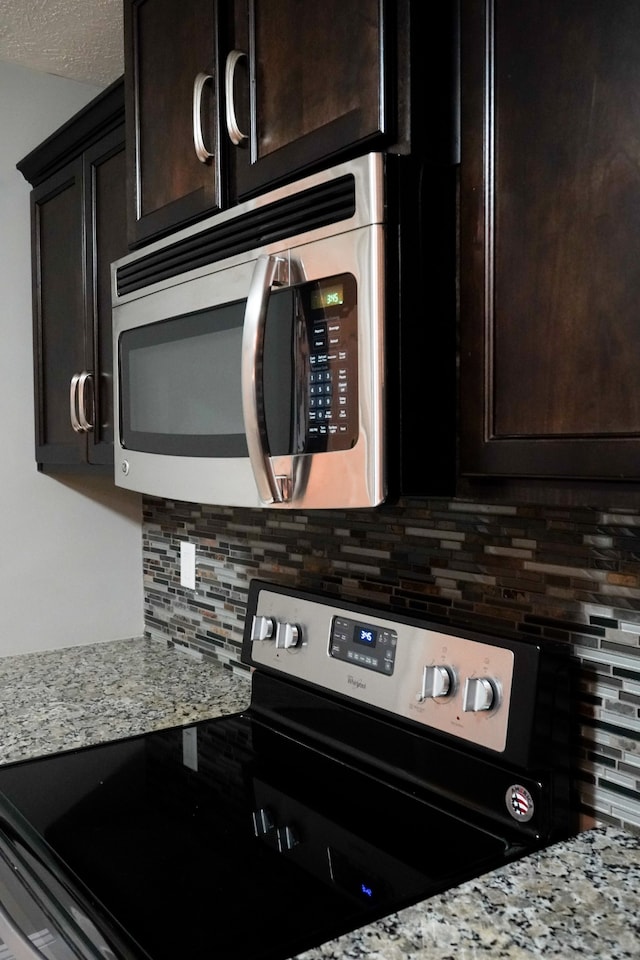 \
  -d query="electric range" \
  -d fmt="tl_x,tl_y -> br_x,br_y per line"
0,579 -> 573,960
